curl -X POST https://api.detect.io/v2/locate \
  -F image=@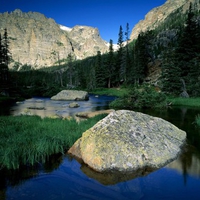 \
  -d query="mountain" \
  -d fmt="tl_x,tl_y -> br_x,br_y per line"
0,9 -> 109,68
130,0 -> 194,41
0,0 -> 197,69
